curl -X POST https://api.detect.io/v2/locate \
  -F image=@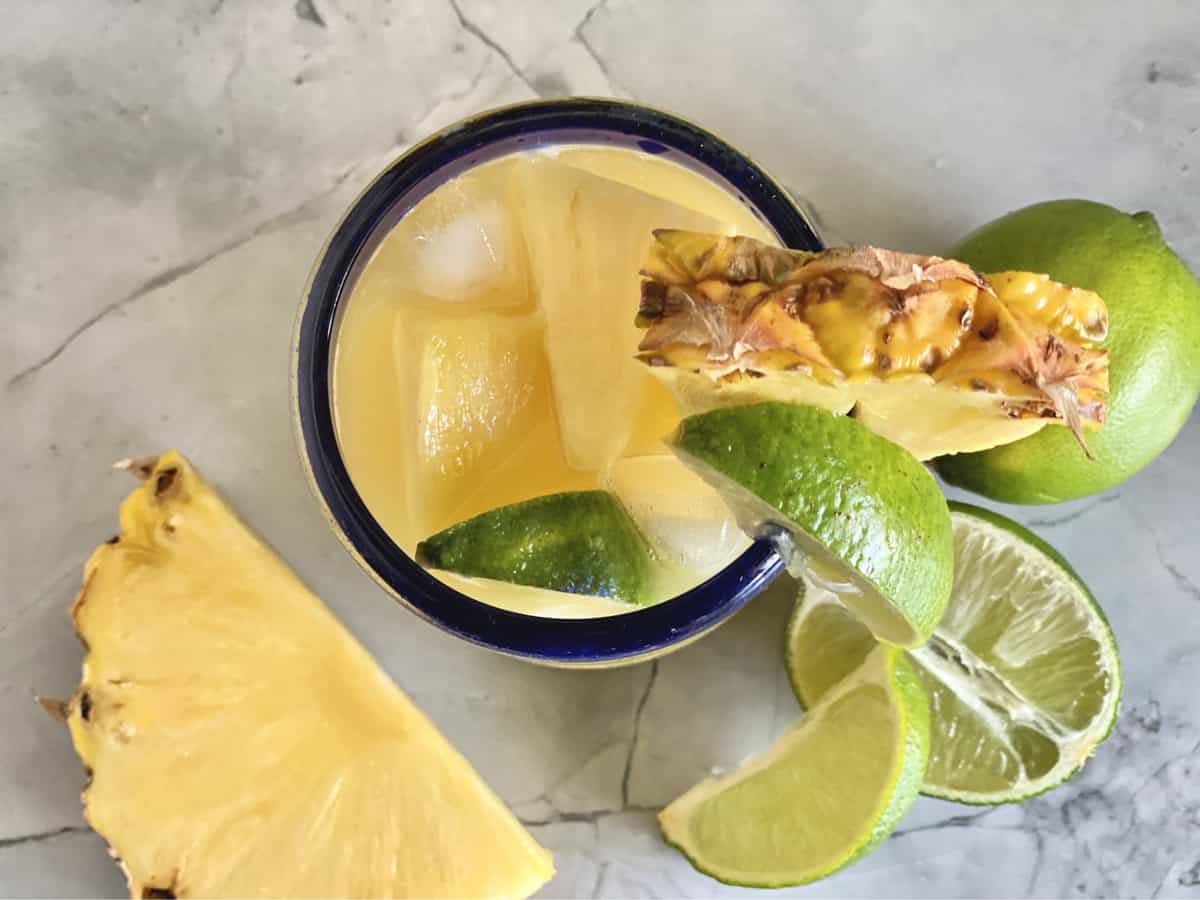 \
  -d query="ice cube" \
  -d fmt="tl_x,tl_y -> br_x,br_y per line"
607,455 -> 750,577
411,200 -> 511,303
359,158 -> 532,312
399,309 -> 595,543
